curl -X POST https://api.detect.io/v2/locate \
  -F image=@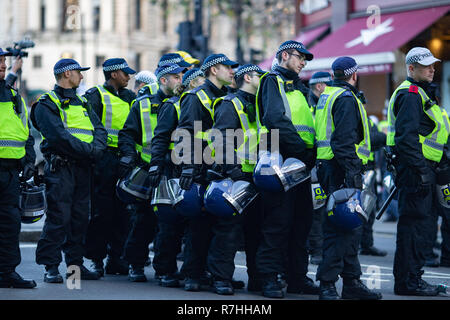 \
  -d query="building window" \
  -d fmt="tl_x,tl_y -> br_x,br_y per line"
40,1 -> 46,31
93,5 -> 100,32
135,53 -> 141,72
135,0 -> 141,30
96,55 -> 105,68
33,55 -> 42,69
